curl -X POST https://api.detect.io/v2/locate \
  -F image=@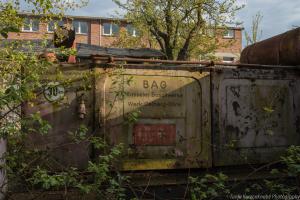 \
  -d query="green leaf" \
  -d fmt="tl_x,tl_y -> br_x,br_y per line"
263,106 -> 274,113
